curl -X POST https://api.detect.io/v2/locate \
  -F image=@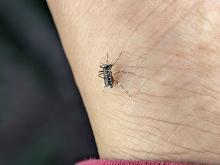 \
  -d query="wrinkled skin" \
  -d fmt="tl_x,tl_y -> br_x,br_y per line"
48,1 -> 220,164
